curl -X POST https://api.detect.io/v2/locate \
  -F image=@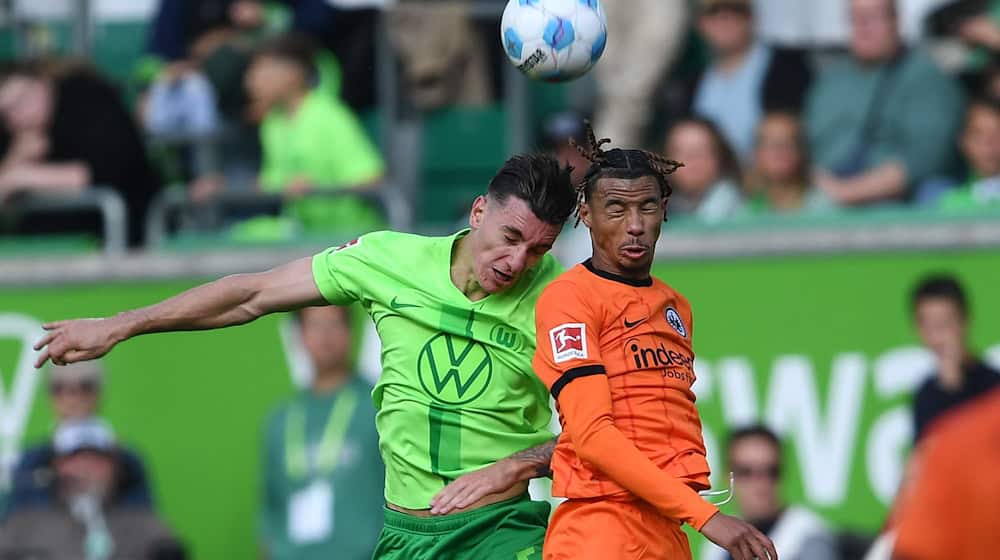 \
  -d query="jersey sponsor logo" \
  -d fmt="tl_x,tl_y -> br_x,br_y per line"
665,307 -> 687,338
389,296 -> 421,310
549,323 -> 587,363
417,333 -> 493,405
489,324 -> 523,351
626,336 -> 694,380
